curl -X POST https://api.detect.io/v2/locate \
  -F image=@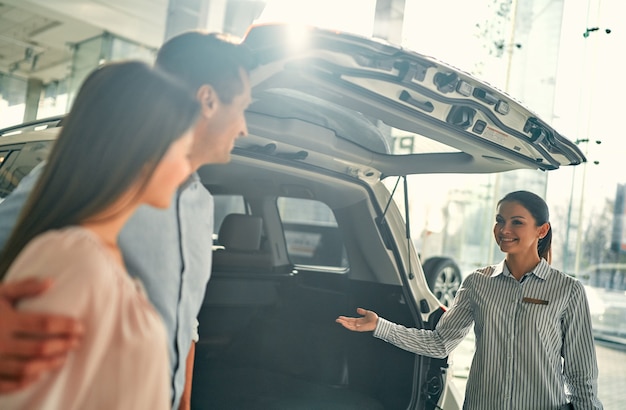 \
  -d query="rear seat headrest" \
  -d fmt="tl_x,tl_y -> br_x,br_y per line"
218,213 -> 263,251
